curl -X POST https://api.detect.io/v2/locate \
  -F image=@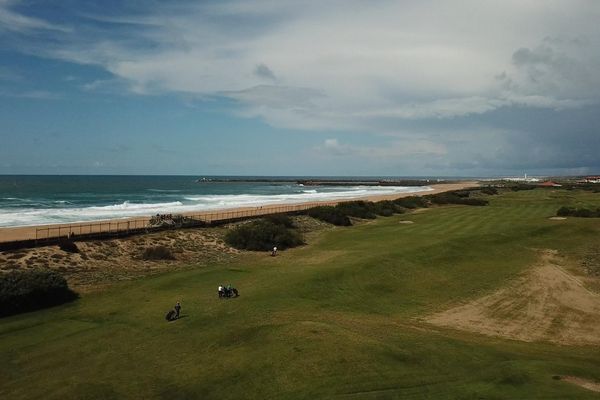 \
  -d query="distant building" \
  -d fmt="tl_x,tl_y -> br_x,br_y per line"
583,176 -> 600,183
502,173 -> 541,183
538,181 -> 562,187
